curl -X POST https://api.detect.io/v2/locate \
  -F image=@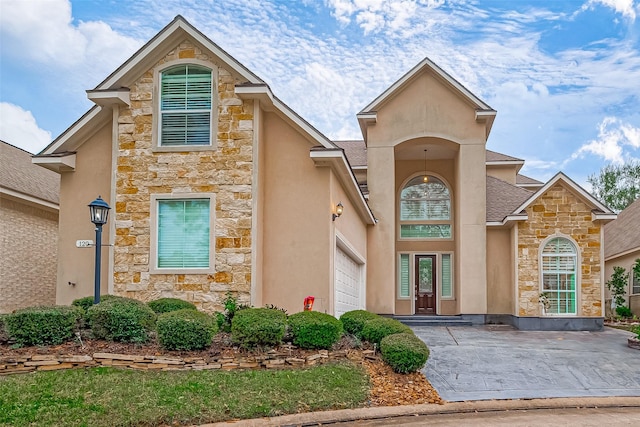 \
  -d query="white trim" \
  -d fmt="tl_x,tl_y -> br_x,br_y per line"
250,101 -> 260,307
36,106 -> 106,156
485,160 -> 524,167
334,231 -> 366,317
592,212 -> 617,221
512,172 -> 613,216
486,214 -> 528,227
439,252 -> 455,300
149,193 -> 216,275
31,153 -> 77,173
87,89 -> 130,107
152,60 -> 218,152
0,187 -> 59,210
538,233 -> 580,316
397,252 -> 412,300
605,246 -> 640,262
